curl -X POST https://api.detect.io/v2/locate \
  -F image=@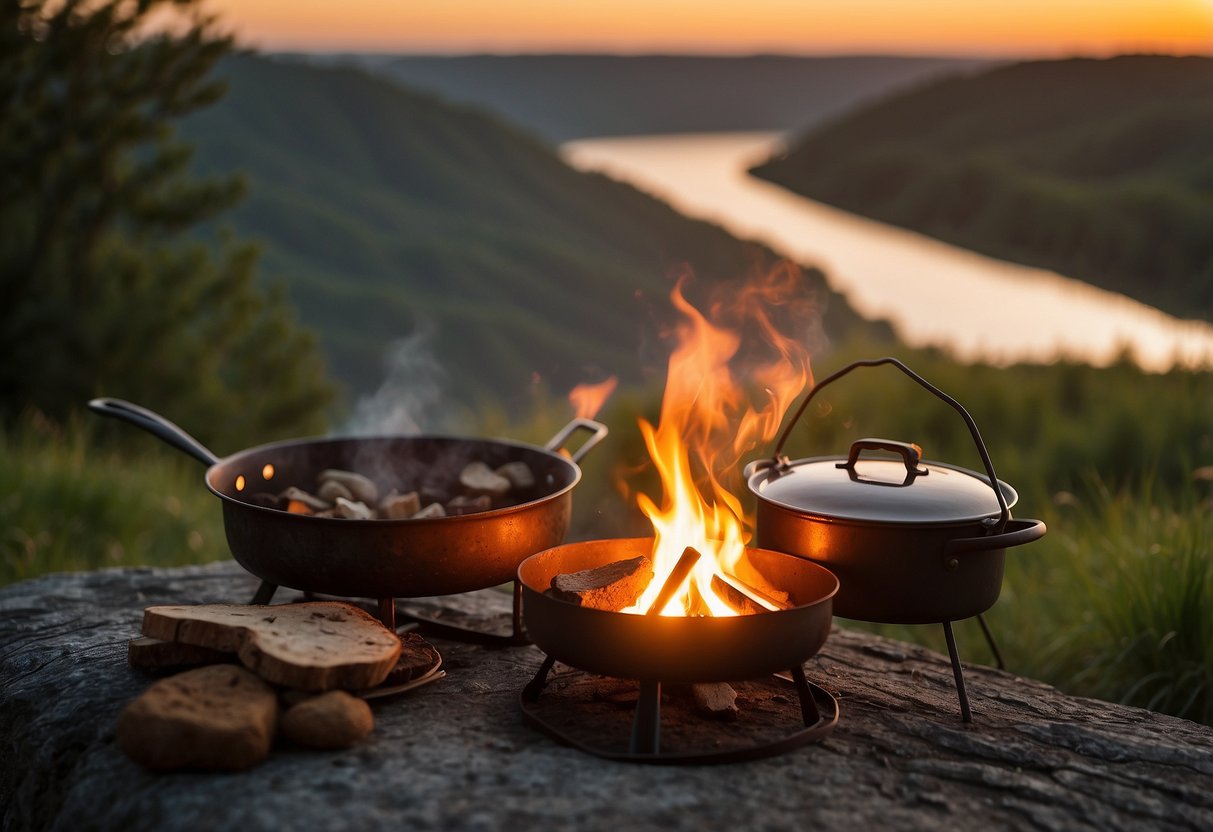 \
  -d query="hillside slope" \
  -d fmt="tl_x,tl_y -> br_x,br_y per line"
333,54 -> 989,143
182,55 -> 875,408
752,55 -> 1213,320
